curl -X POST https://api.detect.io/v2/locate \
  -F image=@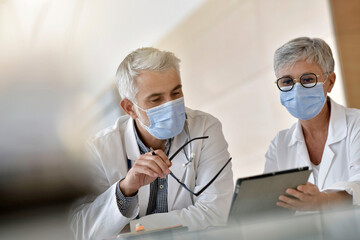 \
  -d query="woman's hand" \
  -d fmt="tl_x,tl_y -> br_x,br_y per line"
277,182 -> 328,211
